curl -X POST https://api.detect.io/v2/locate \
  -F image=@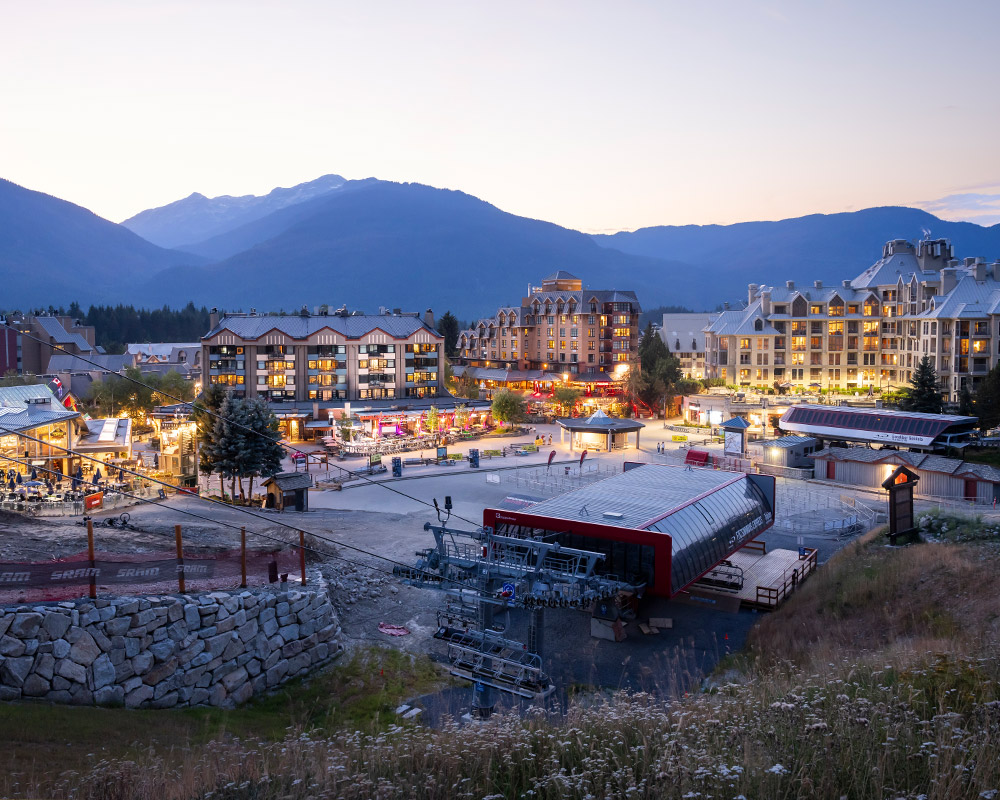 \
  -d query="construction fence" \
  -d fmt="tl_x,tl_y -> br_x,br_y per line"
0,546 -> 307,606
